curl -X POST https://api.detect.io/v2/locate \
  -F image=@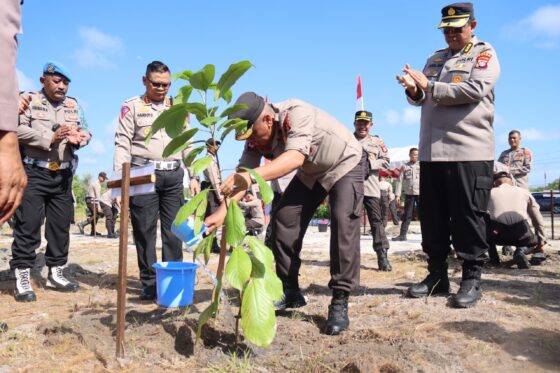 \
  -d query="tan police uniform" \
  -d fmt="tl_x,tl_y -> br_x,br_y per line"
498,147 -> 532,189
239,197 -> 265,230
11,90 -> 91,271
395,160 -> 420,239
238,99 -> 365,293
406,35 -> 500,262
84,178 -> 102,234
358,134 -> 390,251
99,190 -> 118,238
114,94 -> 192,290
0,0 -> 20,132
